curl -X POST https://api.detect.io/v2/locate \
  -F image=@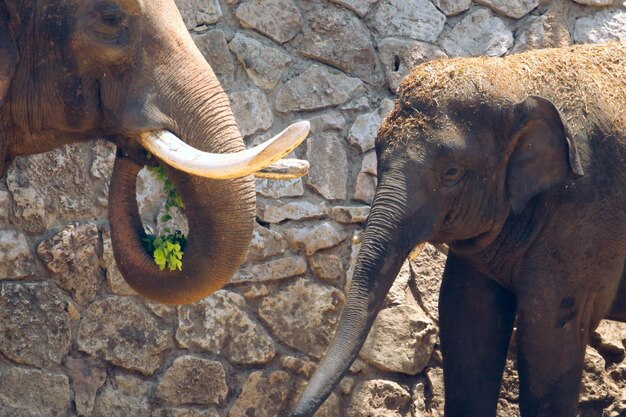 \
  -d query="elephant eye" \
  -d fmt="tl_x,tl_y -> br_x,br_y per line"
101,10 -> 124,26
441,163 -> 465,186
92,5 -> 129,38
